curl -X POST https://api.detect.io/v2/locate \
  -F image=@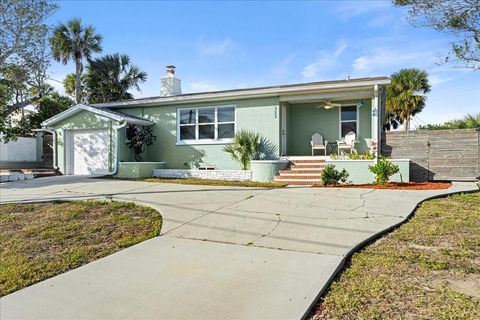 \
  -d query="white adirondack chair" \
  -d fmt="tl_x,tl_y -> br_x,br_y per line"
311,133 -> 328,156
337,131 -> 357,154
